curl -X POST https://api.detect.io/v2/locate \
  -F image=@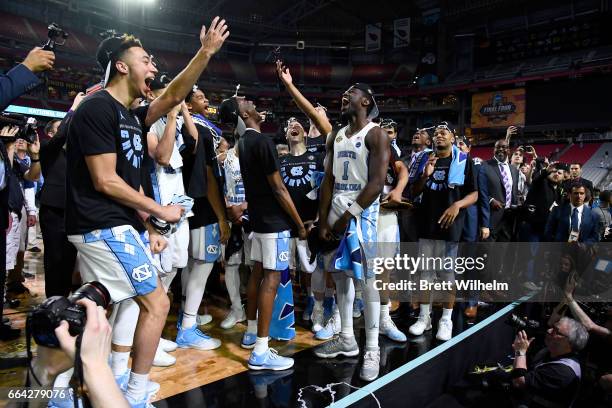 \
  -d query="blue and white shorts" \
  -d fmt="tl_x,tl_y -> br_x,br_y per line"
189,223 -> 222,263
250,230 -> 291,271
68,225 -> 160,303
